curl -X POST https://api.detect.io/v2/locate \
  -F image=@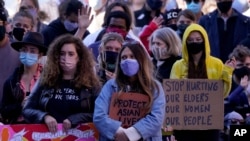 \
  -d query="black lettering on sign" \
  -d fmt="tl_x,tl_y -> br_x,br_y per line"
186,81 -> 218,91
166,105 -> 180,113
183,93 -> 209,103
109,92 -> 149,128
164,81 -> 184,92
184,104 -> 210,113
183,115 -> 212,126
117,108 -> 140,117
166,94 -> 180,103
165,116 -> 180,126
